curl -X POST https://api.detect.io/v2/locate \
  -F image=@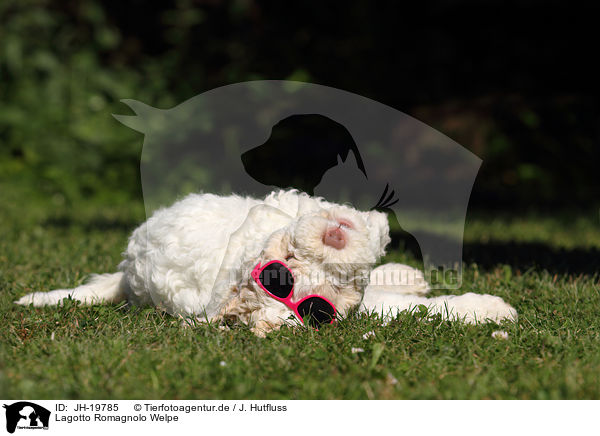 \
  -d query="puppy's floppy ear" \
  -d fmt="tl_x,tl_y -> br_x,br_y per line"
262,229 -> 292,260
364,210 -> 391,258
233,203 -> 293,261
